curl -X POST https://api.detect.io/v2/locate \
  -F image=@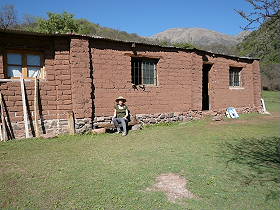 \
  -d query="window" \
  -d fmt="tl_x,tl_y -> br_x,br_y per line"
131,58 -> 158,85
229,67 -> 242,87
6,51 -> 44,78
